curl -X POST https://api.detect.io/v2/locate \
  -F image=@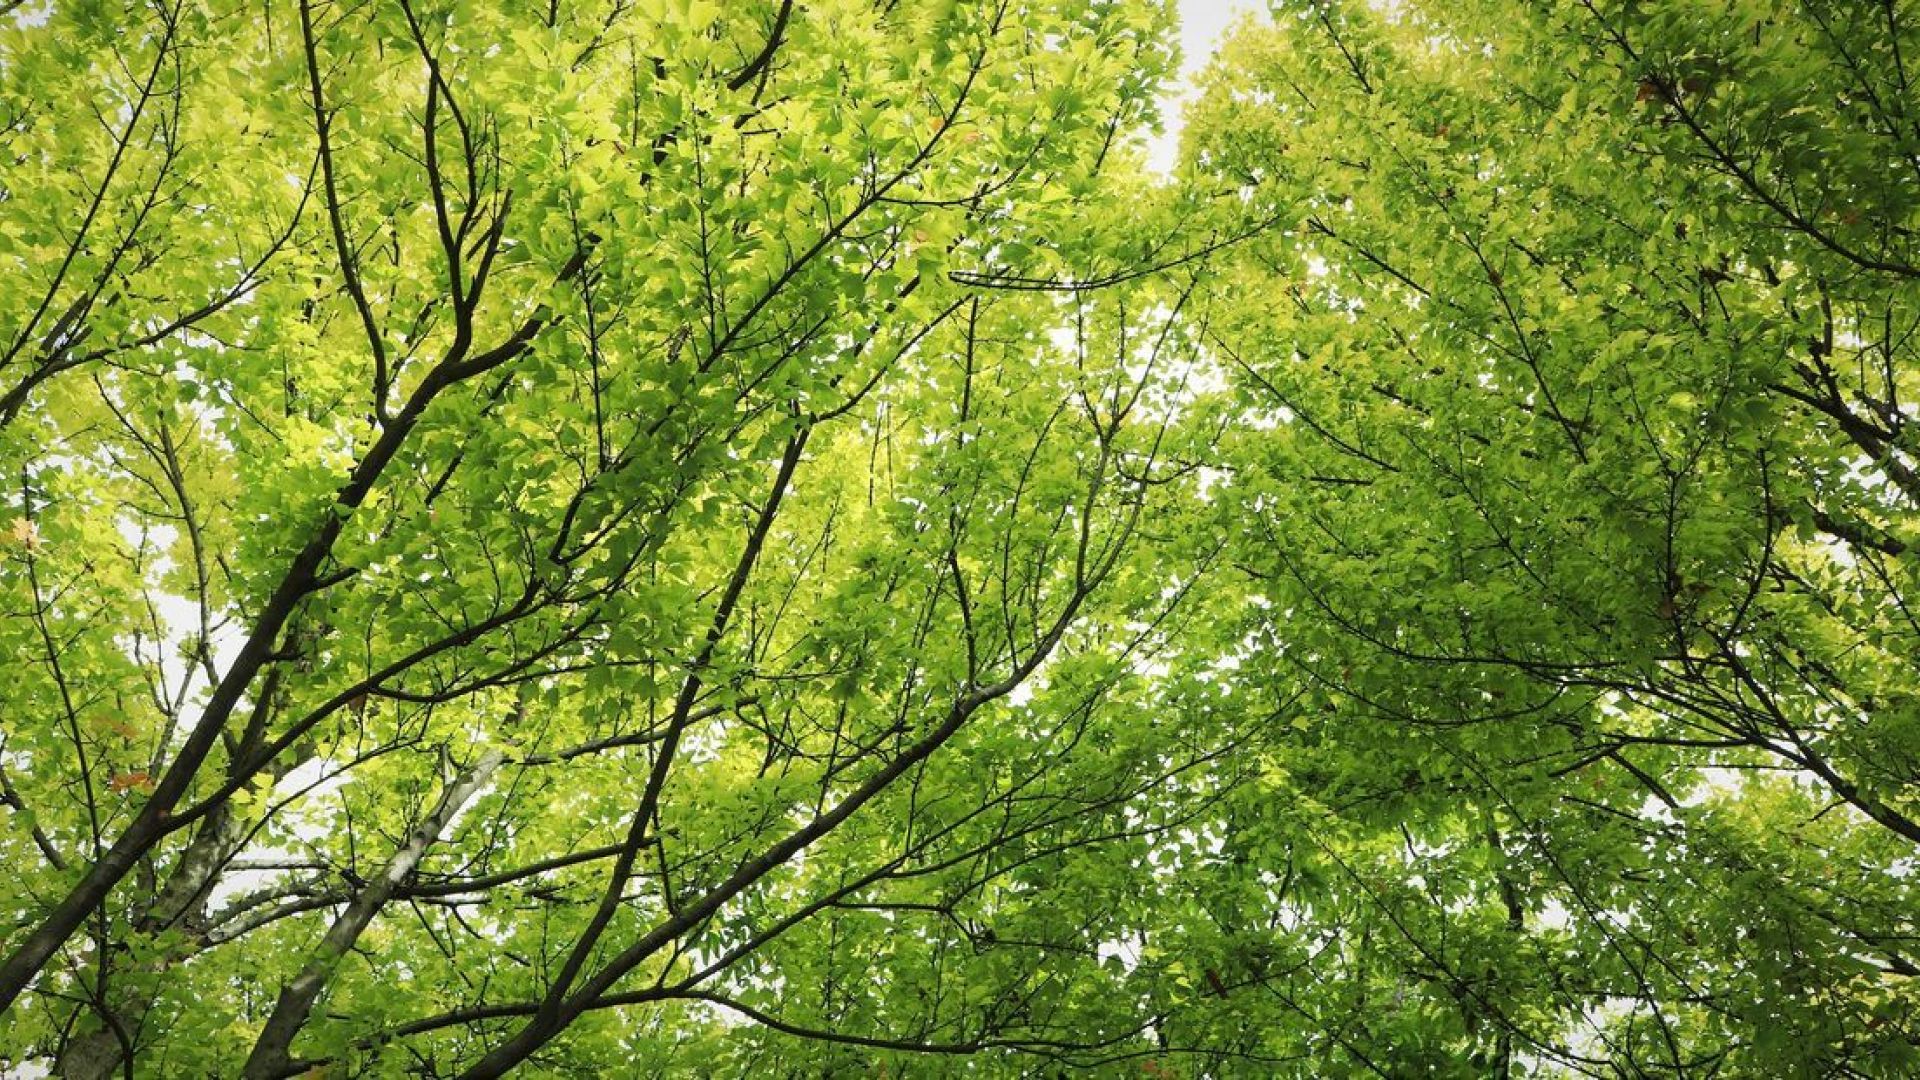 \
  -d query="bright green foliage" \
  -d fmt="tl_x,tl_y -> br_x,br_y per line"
1182,0 -> 1920,1074
0,1 -> 1264,1075
9,0 -> 1920,1076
